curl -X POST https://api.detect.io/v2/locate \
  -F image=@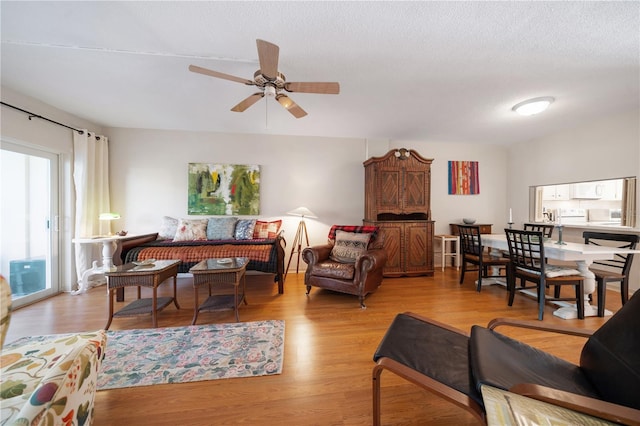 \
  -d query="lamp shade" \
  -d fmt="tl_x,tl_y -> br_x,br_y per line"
286,206 -> 317,218
99,212 -> 121,220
